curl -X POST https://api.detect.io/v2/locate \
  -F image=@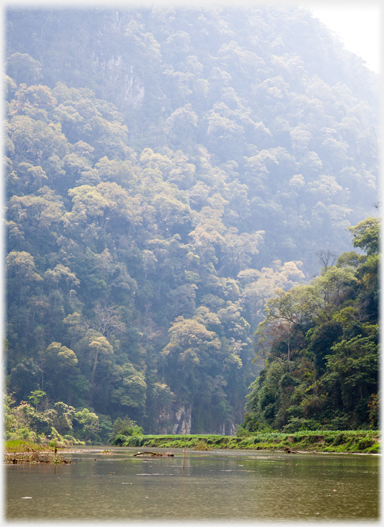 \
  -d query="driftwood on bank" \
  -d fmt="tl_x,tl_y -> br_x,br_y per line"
133,451 -> 174,457
283,446 -> 298,454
